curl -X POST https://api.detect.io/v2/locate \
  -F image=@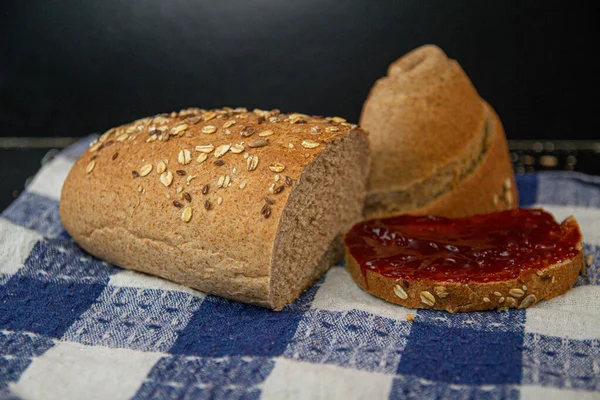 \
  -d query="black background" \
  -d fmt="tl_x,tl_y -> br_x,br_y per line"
0,1 -> 597,140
